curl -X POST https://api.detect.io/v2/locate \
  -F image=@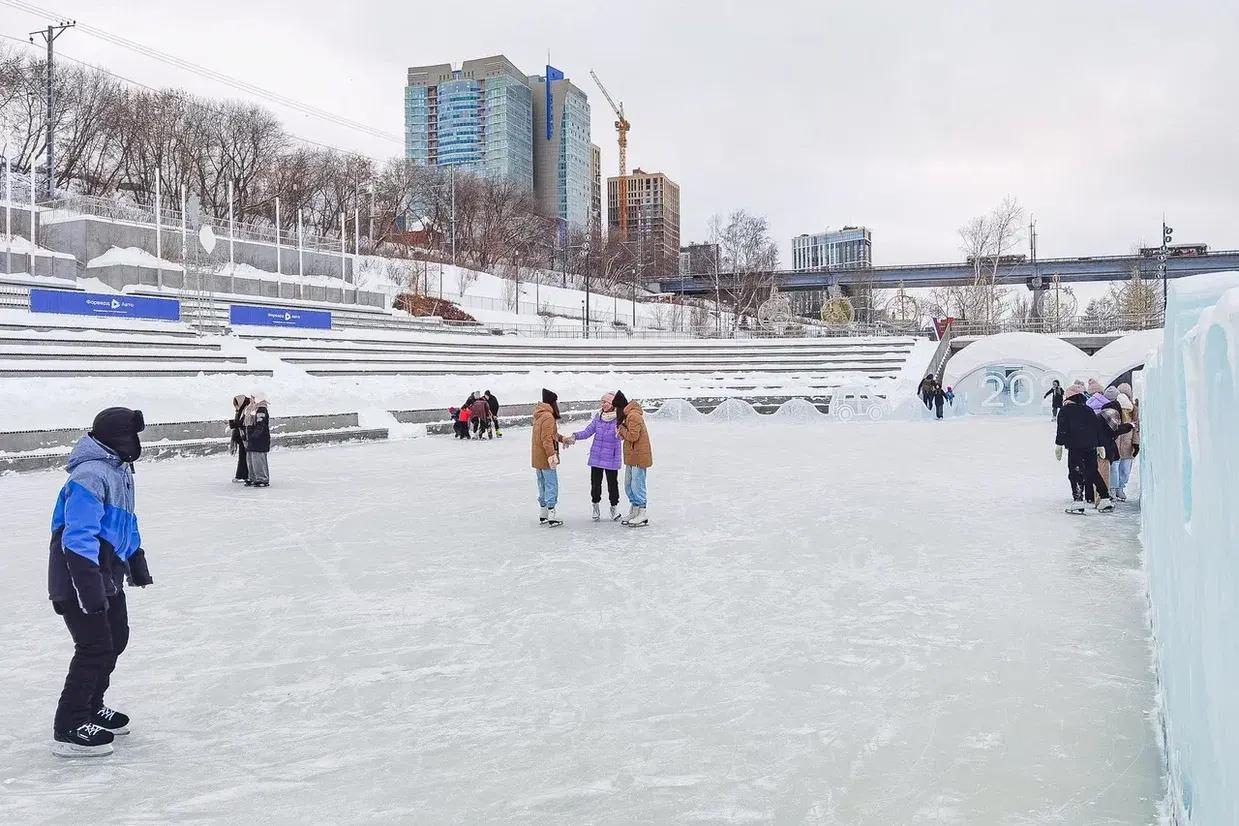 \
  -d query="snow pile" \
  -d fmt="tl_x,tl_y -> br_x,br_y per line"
649,398 -> 705,423
708,398 -> 758,421
0,234 -> 76,259
87,246 -> 184,272
770,398 -> 822,421
1141,272 -> 1239,825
